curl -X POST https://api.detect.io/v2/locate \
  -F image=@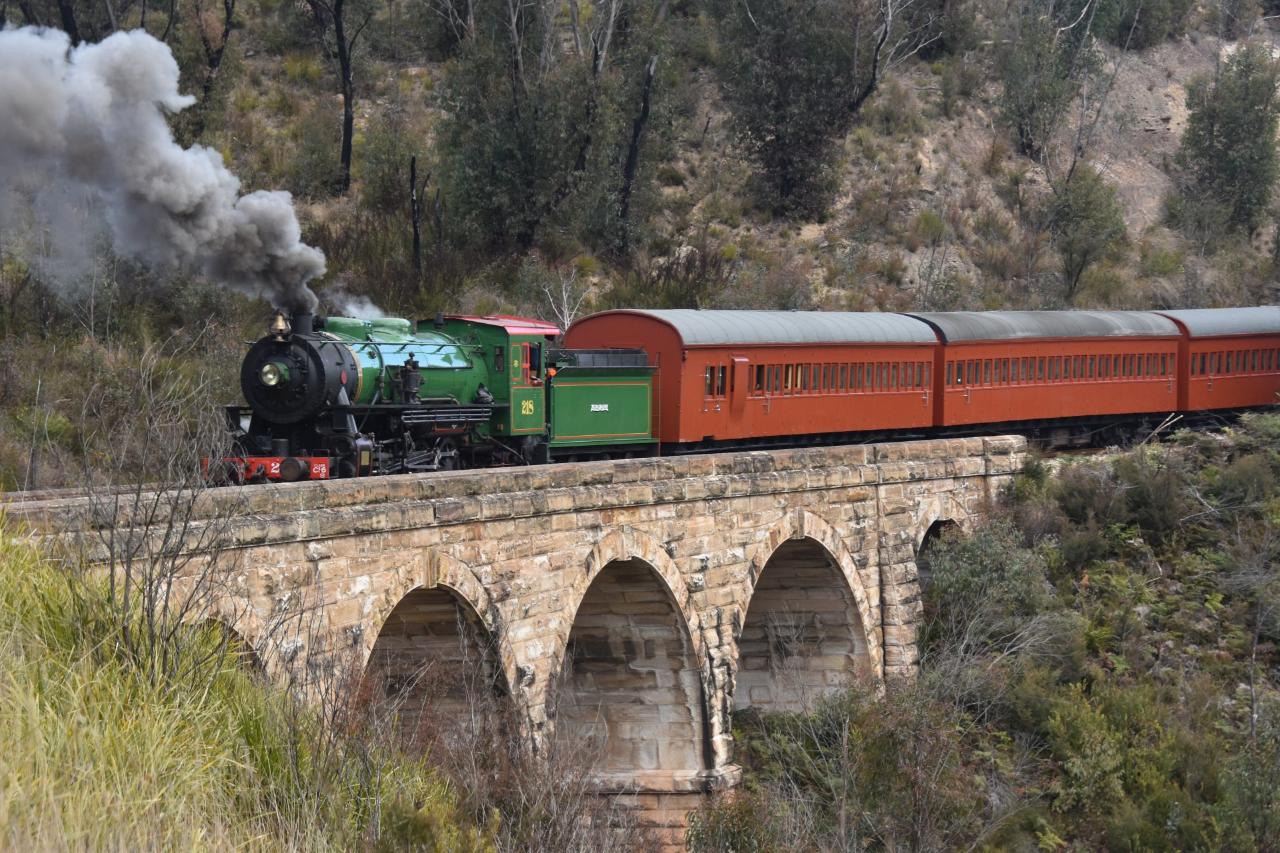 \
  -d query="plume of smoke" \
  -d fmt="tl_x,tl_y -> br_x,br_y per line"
0,27 -> 325,313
